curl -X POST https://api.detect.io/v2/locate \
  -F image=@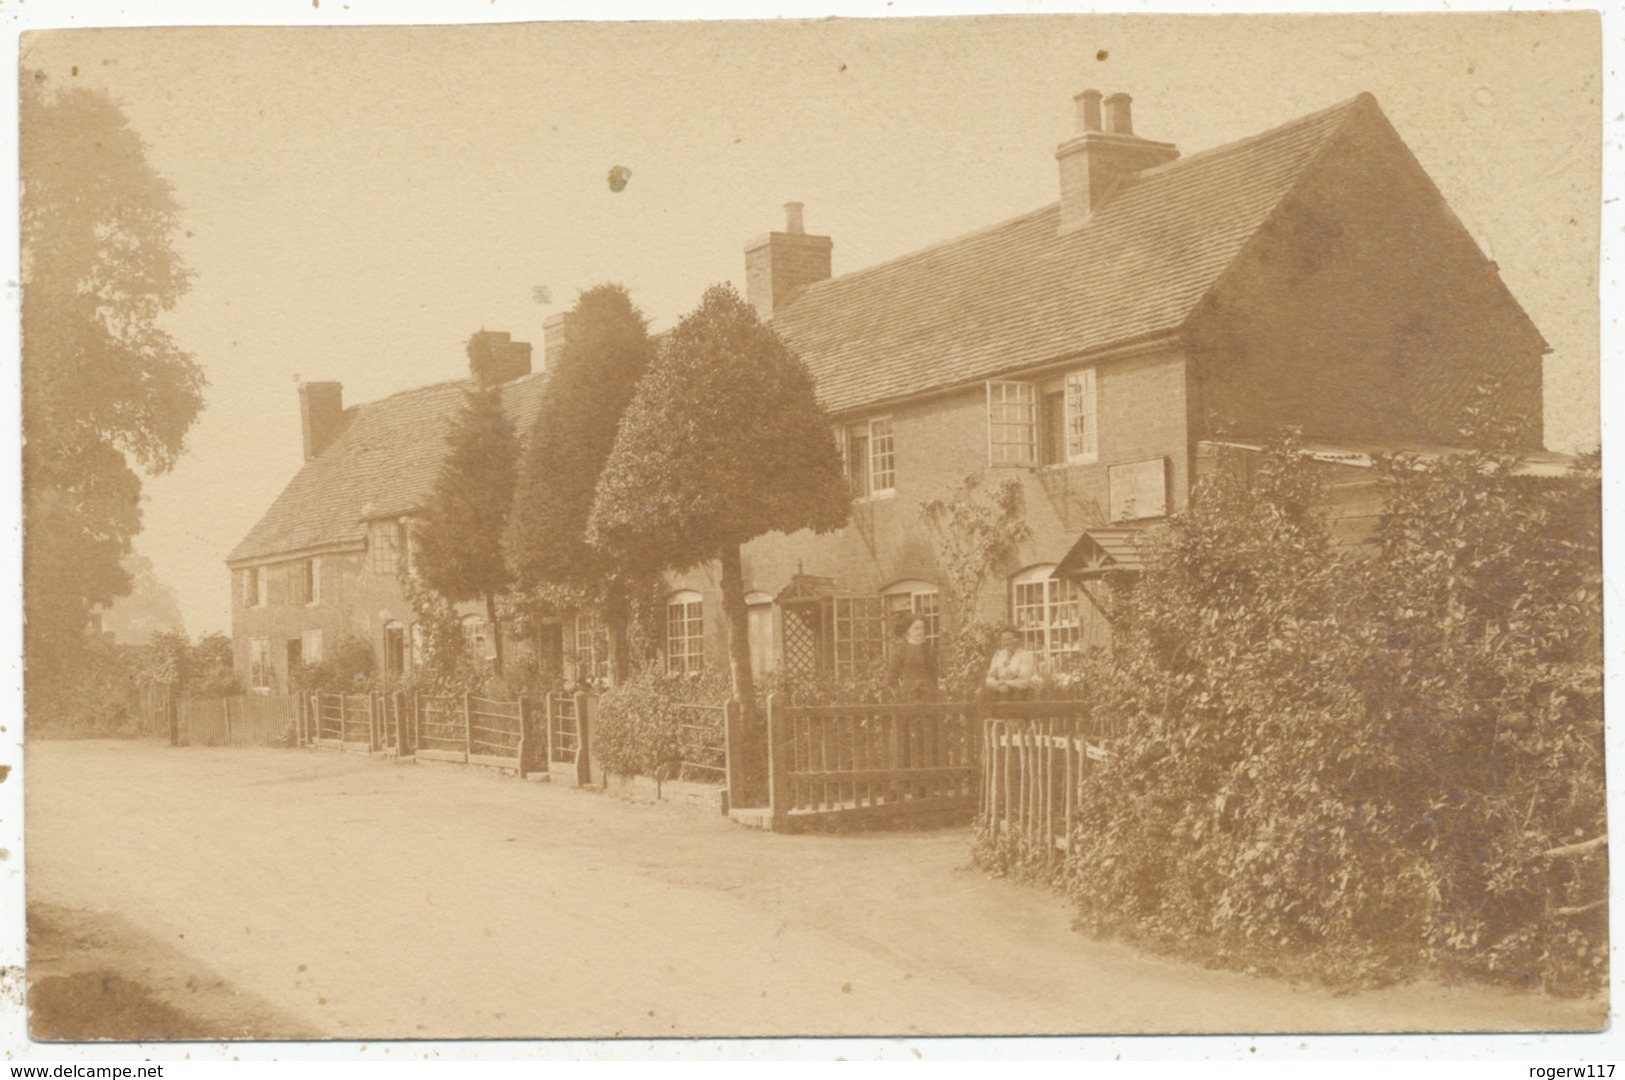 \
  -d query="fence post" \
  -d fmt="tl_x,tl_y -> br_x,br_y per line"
767,693 -> 792,832
573,691 -> 592,787
411,691 -> 421,759
544,694 -> 555,768
463,692 -> 473,762
167,685 -> 180,747
223,697 -> 232,746
723,698 -> 746,814
516,696 -> 530,780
